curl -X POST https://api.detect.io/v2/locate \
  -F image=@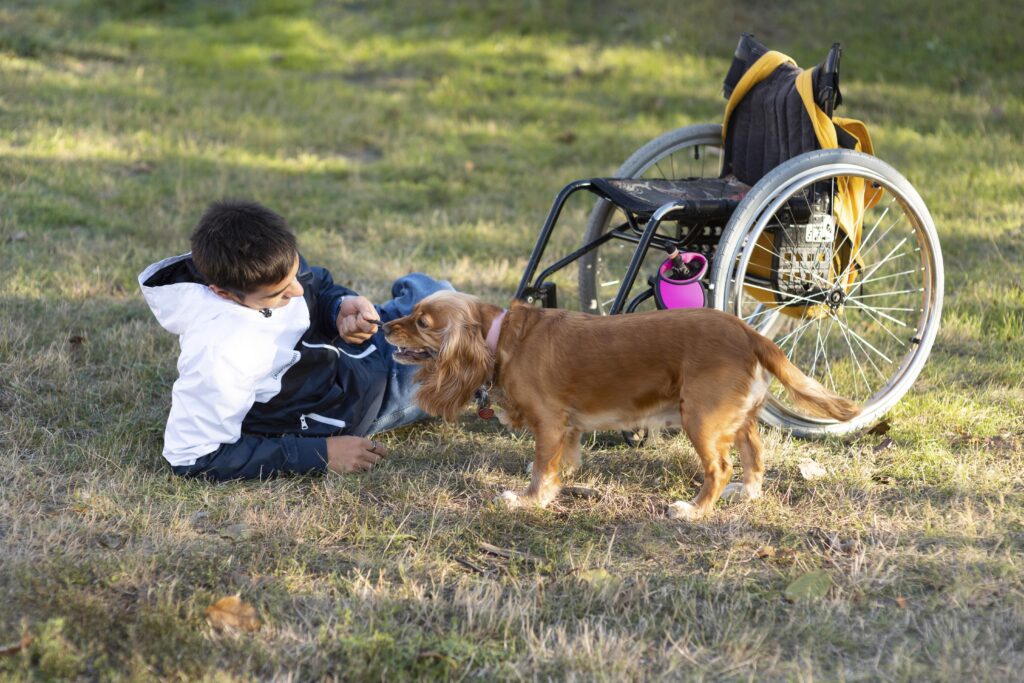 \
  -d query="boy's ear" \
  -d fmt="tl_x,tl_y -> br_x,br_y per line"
209,284 -> 242,303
